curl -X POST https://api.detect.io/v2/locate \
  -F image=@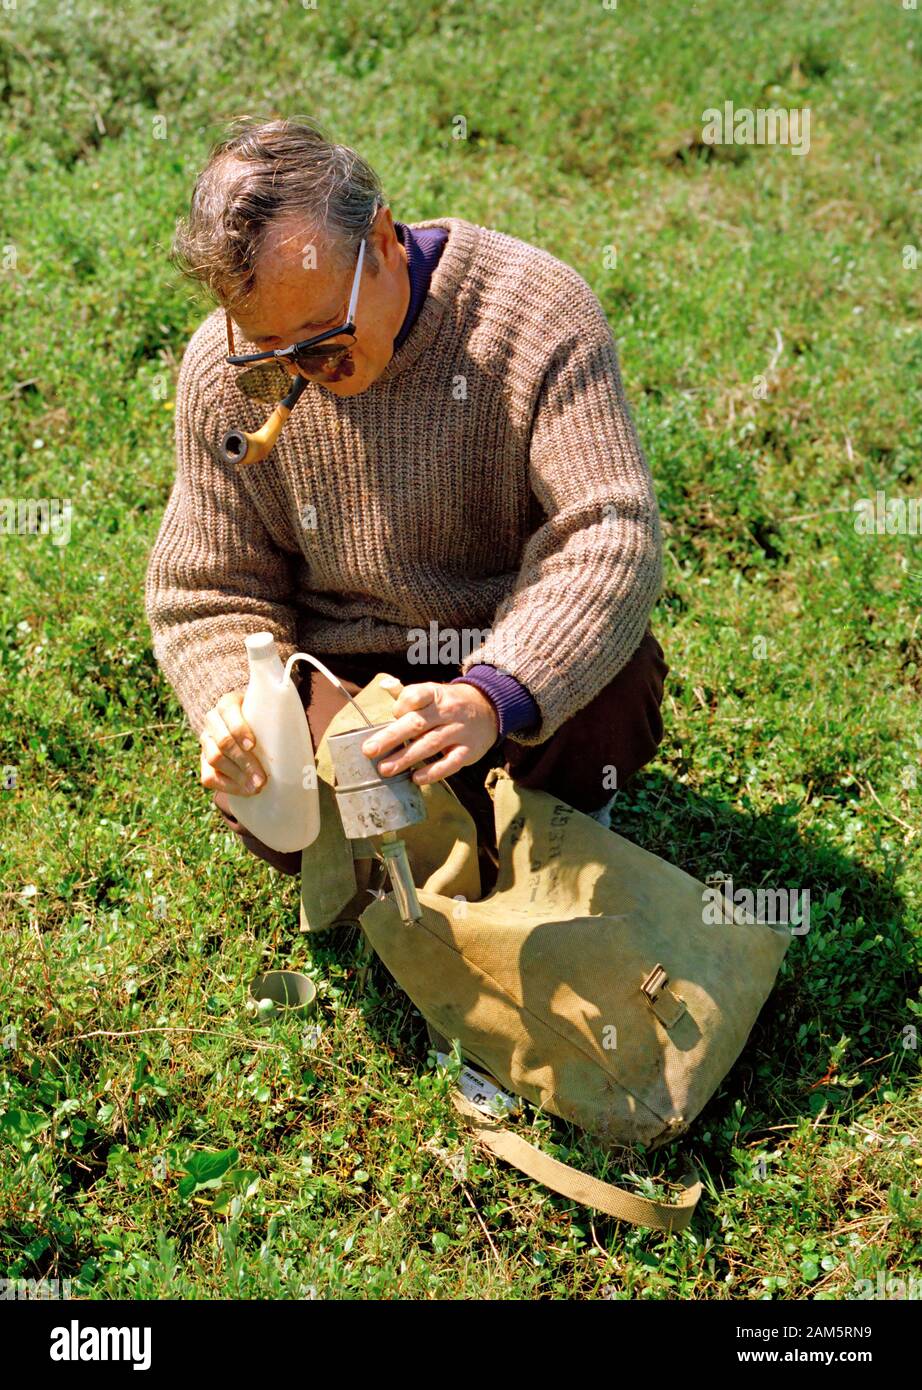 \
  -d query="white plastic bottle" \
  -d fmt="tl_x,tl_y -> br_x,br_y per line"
224,632 -> 321,853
